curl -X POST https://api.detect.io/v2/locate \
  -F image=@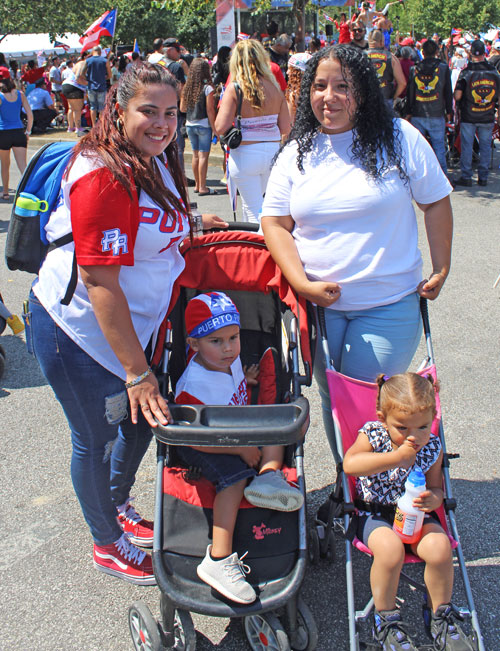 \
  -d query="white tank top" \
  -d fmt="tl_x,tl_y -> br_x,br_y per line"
240,114 -> 280,141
